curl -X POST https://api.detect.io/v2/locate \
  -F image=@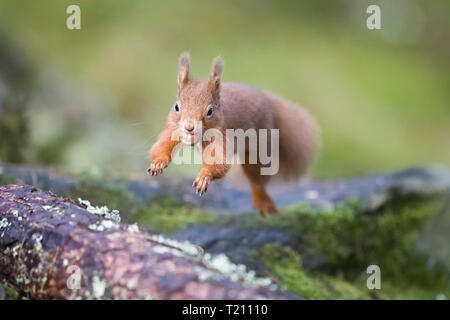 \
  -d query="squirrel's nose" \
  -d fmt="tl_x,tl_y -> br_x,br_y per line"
184,123 -> 195,132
